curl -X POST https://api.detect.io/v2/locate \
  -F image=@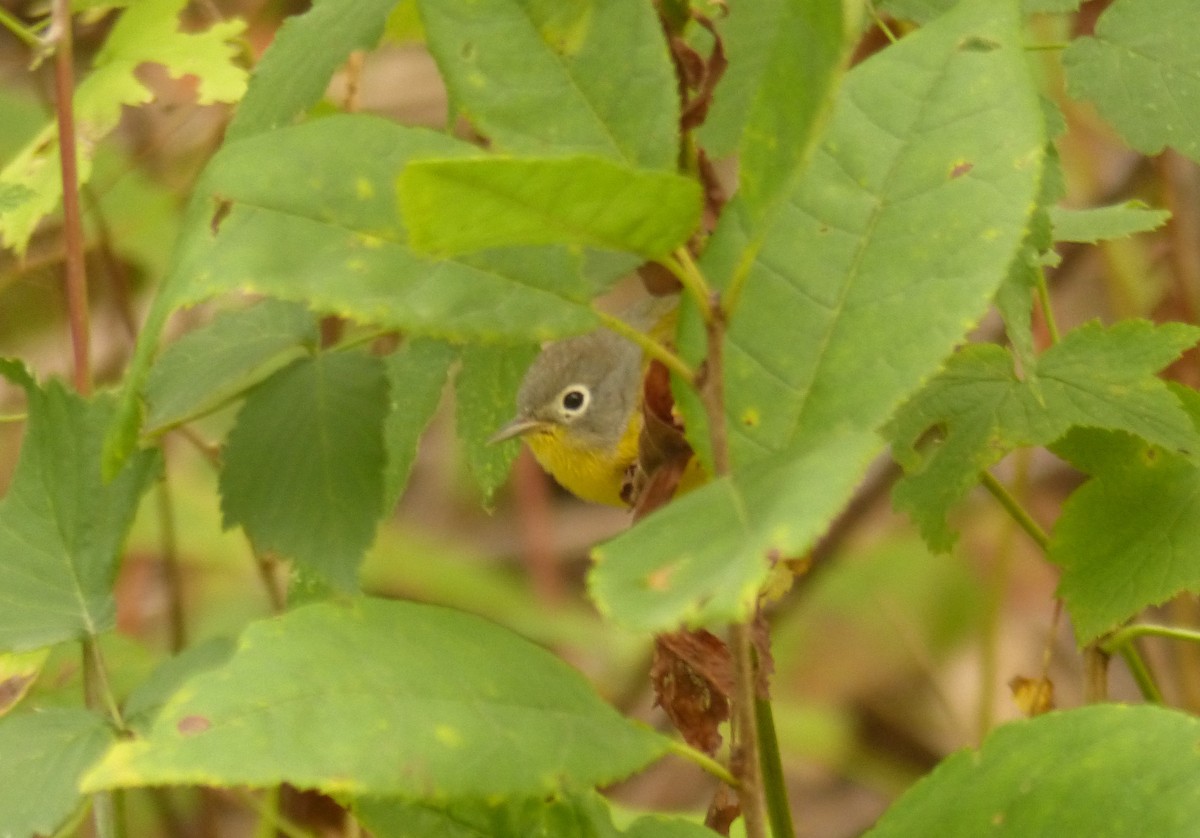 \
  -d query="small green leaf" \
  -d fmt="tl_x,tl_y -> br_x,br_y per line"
400,157 -> 702,260
226,0 -> 396,141
1063,0 -> 1200,164
890,320 -> 1200,552
219,351 -> 389,591
383,339 -> 458,507
143,299 -> 319,434
590,428 -> 880,631
866,705 -> 1200,837
0,710 -> 115,838
456,344 -> 538,505
83,598 -> 671,796
417,0 -> 679,169
0,361 -> 159,651
123,639 -> 236,734
1049,201 -> 1172,243
1050,428 -> 1200,643
0,0 -> 246,254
